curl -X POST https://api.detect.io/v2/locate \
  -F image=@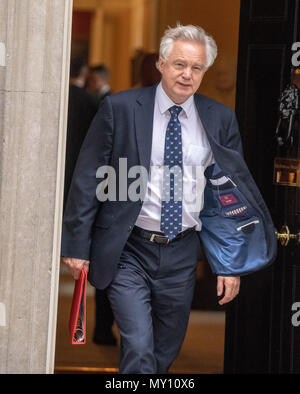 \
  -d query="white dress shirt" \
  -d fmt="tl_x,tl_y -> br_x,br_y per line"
135,82 -> 214,232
